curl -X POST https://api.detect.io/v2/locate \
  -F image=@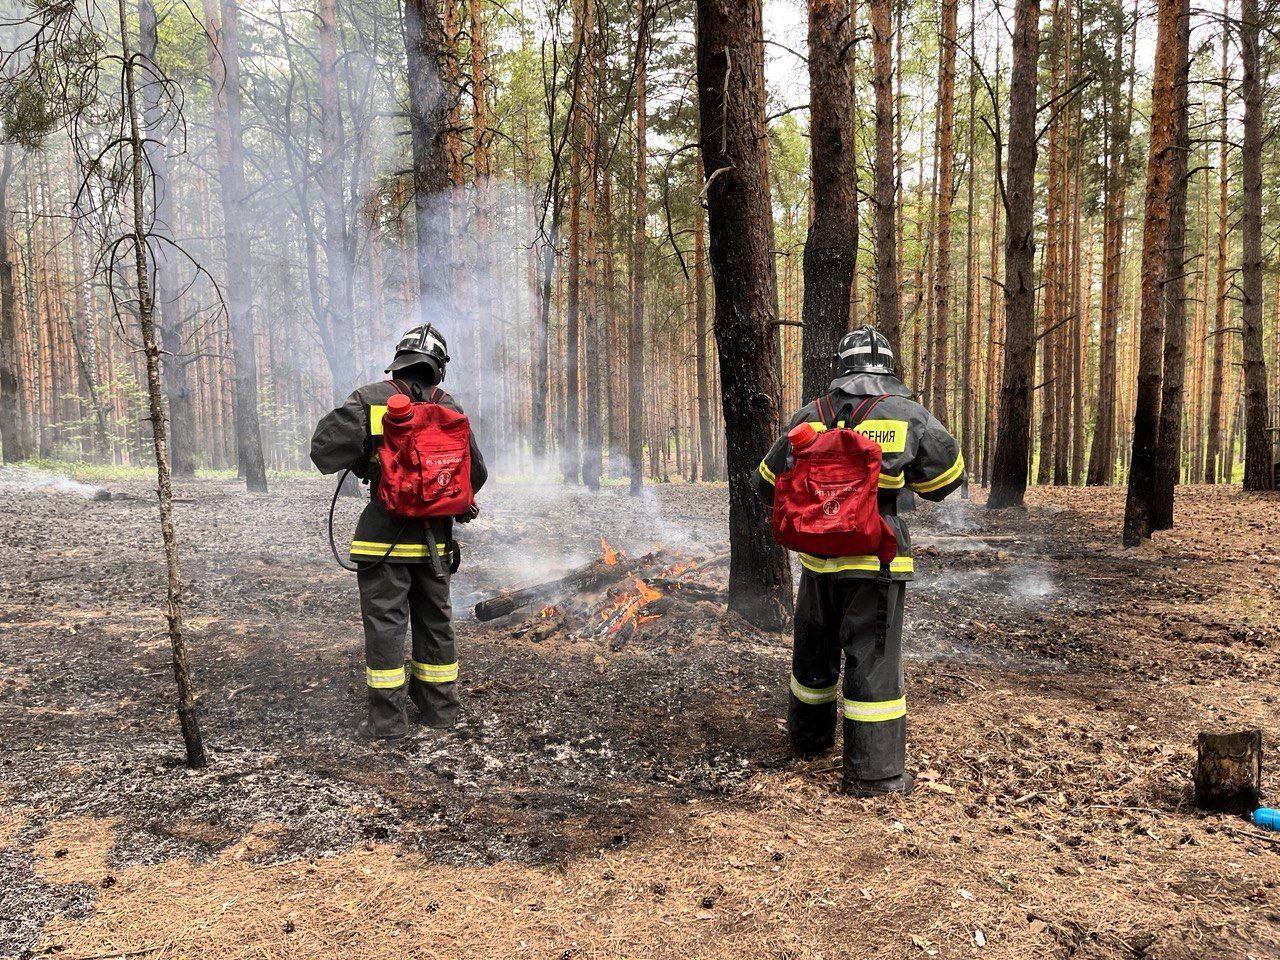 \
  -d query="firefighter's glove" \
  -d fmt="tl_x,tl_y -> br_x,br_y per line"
457,502 -> 480,524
